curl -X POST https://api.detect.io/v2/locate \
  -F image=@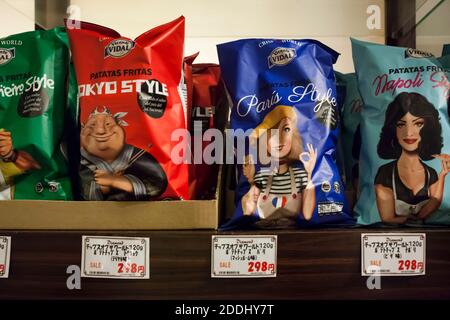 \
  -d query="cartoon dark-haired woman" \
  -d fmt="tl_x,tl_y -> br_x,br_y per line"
241,106 -> 317,226
374,92 -> 450,224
